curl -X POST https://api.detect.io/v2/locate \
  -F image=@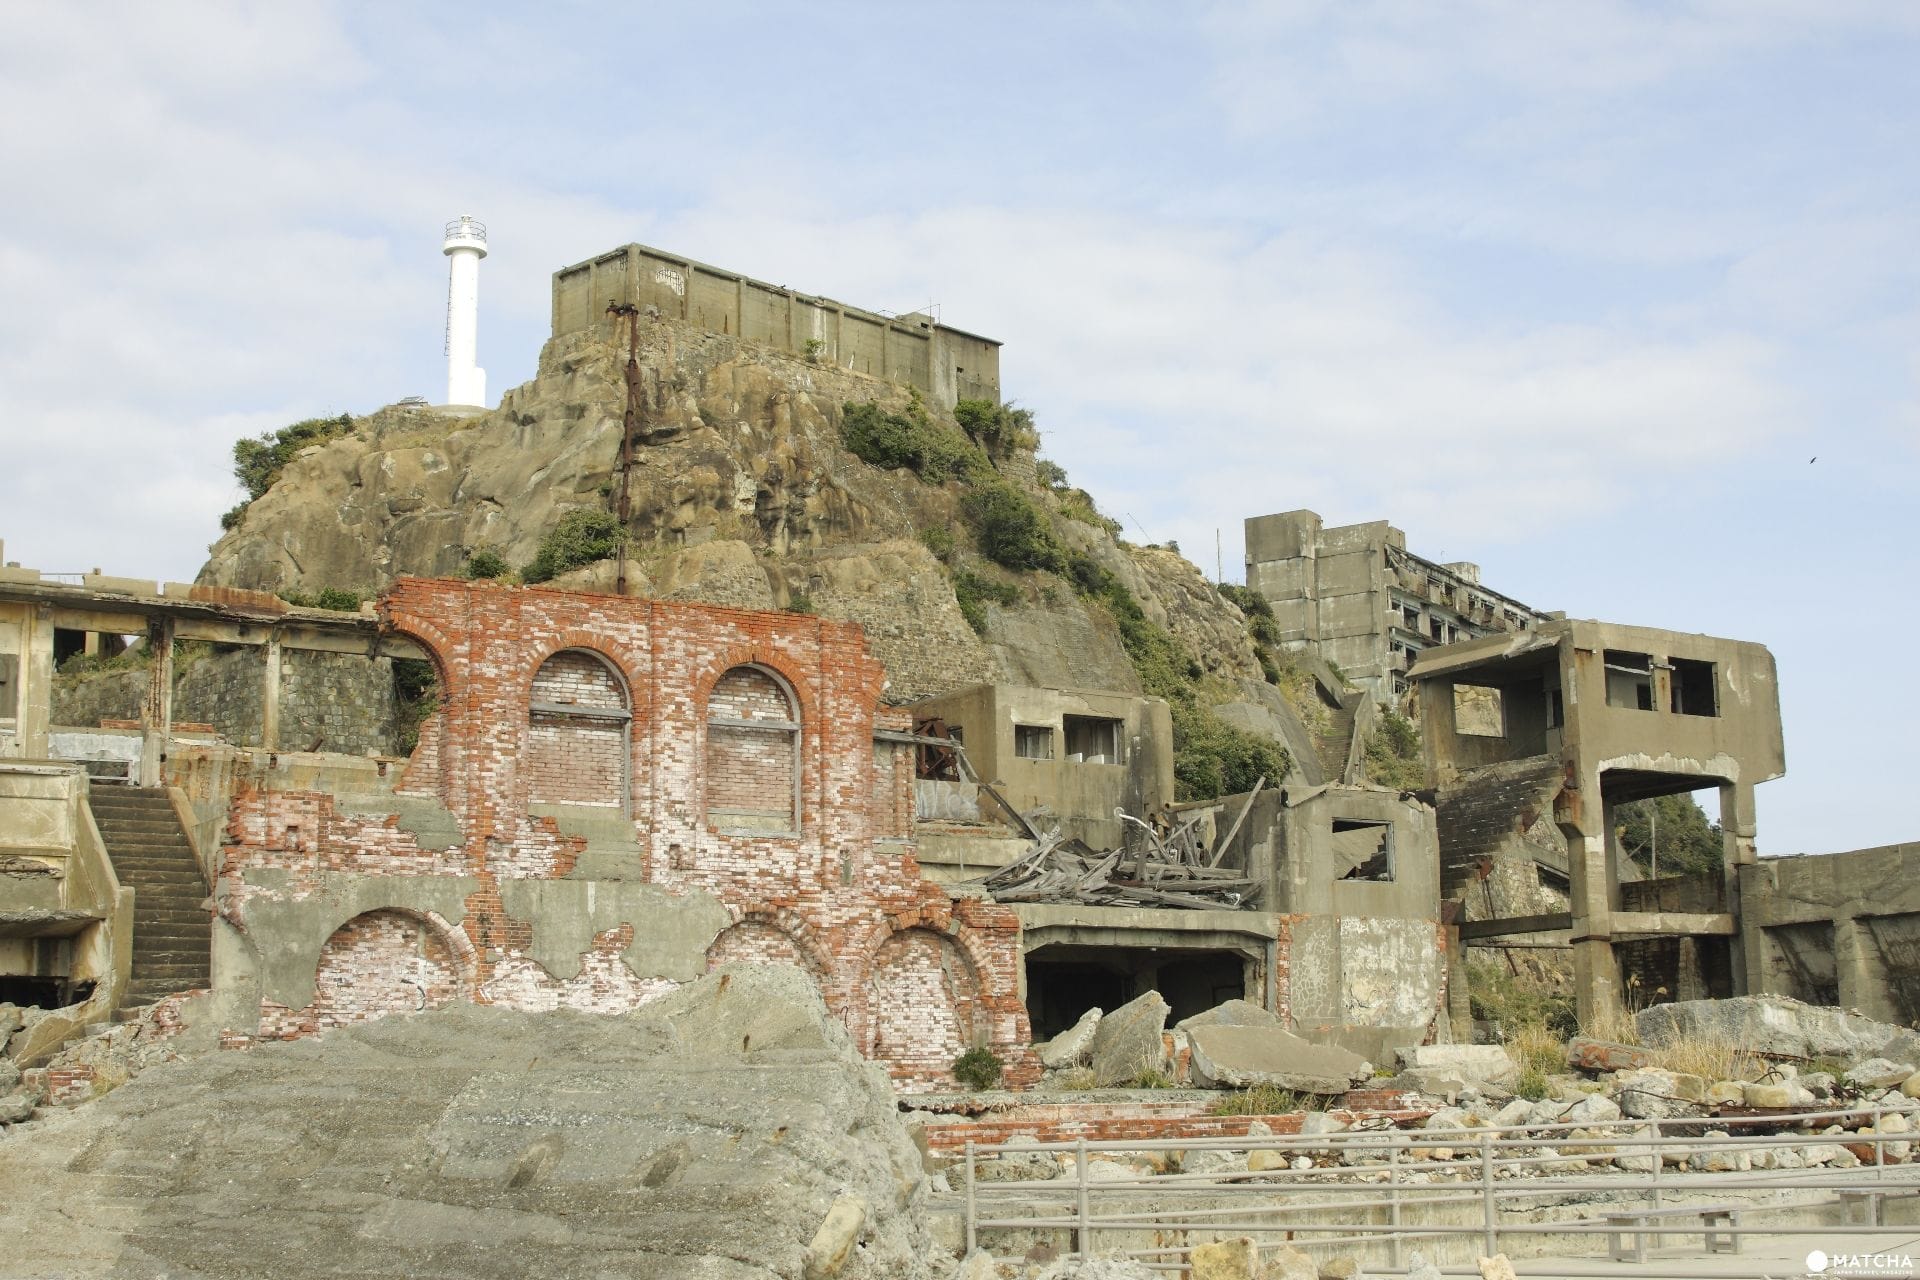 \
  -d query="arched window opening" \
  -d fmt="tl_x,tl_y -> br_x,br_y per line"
527,649 -> 630,810
705,665 -> 799,834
